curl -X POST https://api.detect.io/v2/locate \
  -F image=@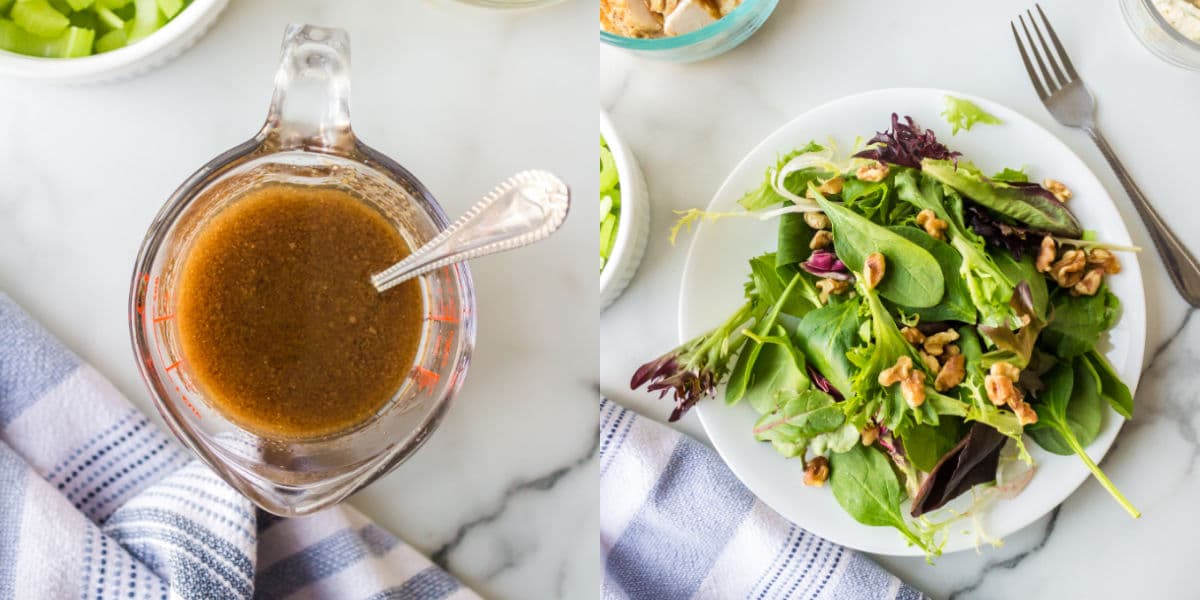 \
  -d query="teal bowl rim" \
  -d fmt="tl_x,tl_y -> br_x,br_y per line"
599,0 -> 776,51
